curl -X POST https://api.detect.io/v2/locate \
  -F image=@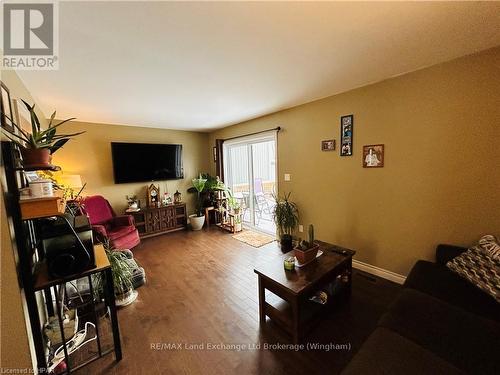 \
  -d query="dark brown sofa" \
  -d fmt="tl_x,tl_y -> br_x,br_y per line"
342,245 -> 500,375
